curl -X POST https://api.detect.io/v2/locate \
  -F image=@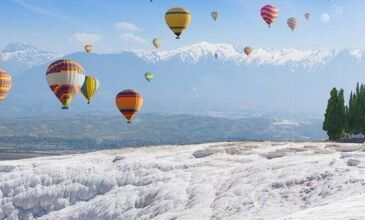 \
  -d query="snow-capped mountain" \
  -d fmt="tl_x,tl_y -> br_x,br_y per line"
134,42 -> 362,70
0,42 -> 60,75
2,41 -> 365,119
1,141 -> 365,219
